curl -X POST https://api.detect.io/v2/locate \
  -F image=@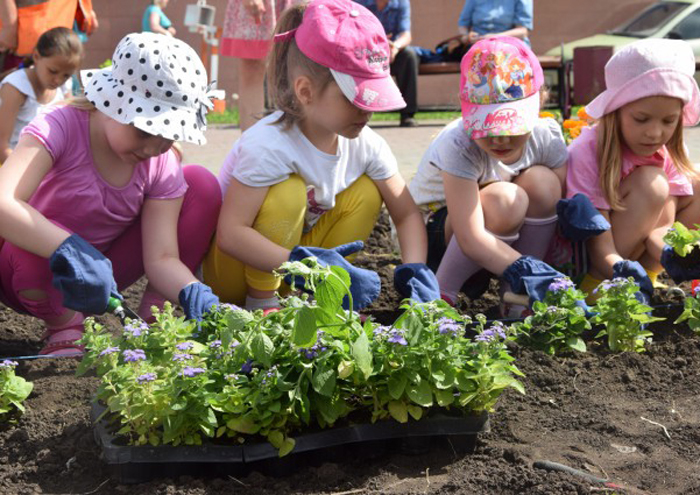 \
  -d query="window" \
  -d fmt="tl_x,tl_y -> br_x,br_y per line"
672,8 -> 700,39
610,2 -> 686,37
